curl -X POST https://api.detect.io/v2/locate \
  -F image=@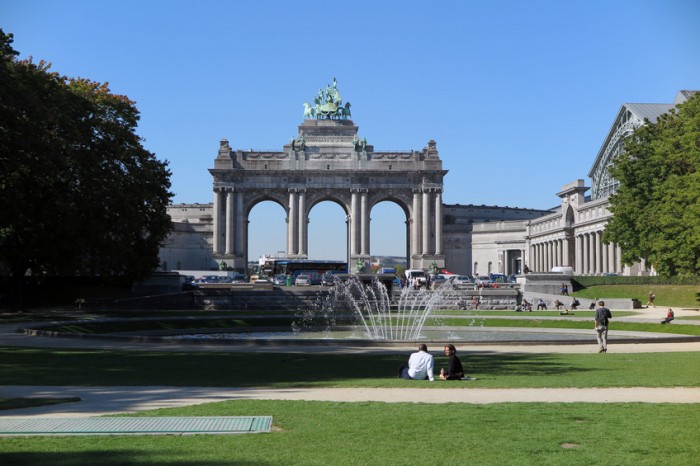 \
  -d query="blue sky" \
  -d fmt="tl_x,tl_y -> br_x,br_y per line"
3,0 -> 699,262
